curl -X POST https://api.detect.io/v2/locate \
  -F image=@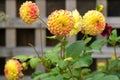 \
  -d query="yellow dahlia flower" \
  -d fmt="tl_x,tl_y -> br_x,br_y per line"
19,1 -> 39,24
47,9 -> 74,36
82,10 -> 105,36
4,59 -> 23,80
67,9 -> 82,36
